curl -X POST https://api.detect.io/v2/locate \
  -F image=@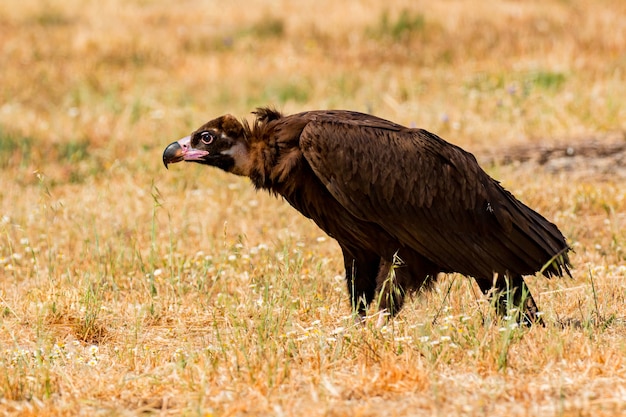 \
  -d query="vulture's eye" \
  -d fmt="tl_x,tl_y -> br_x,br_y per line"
199,131 -> 215,145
